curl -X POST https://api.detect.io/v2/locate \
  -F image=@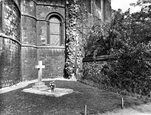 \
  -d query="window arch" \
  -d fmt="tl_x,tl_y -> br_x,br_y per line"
47,13 -> 64,46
